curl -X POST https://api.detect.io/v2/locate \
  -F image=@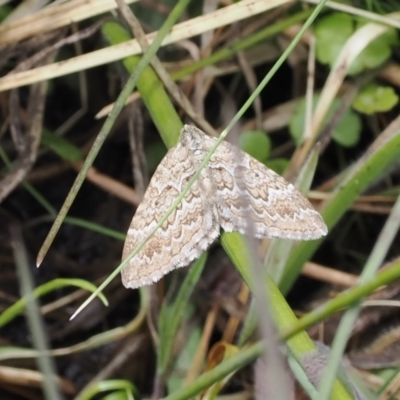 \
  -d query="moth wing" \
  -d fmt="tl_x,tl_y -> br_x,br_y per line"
210,142 -> 327,240
122,148 -> 219,289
